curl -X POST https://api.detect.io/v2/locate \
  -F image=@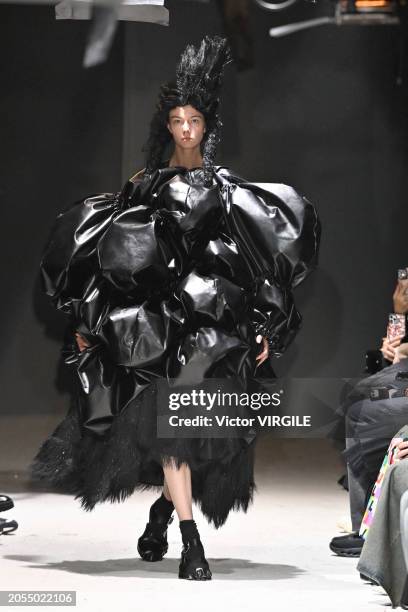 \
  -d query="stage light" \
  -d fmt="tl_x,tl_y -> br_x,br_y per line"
256,0 -> 401,37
